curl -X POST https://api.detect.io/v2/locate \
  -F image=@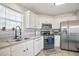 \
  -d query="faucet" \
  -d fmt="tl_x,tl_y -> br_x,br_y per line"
15,26 -> 21,40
